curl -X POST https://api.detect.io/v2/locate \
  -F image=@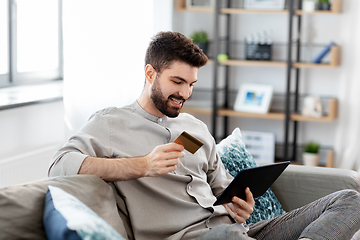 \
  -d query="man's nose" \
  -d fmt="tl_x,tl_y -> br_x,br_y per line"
179,85 -> 192,100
